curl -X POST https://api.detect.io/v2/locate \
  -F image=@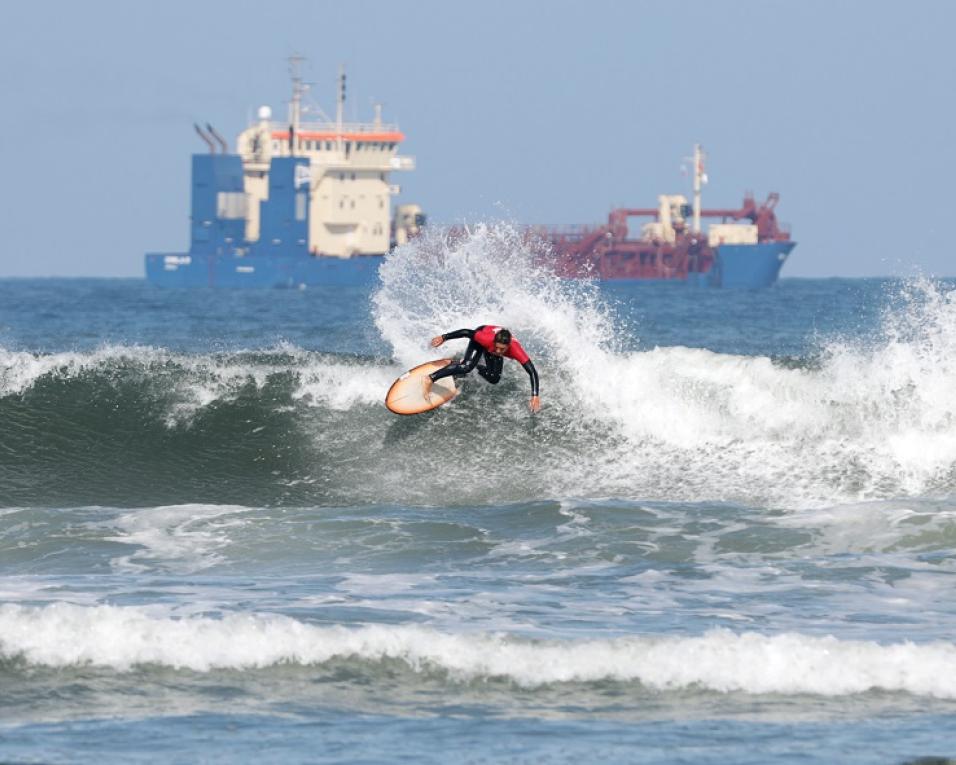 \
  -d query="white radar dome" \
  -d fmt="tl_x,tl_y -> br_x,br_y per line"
257,105 -> 272,121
